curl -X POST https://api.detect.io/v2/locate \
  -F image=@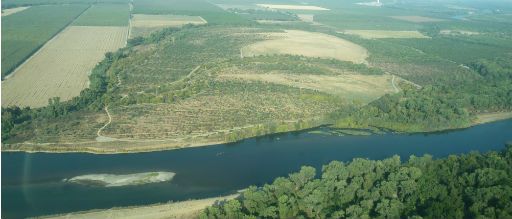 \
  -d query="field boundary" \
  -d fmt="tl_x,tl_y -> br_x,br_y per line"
3,4 -> 91,80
